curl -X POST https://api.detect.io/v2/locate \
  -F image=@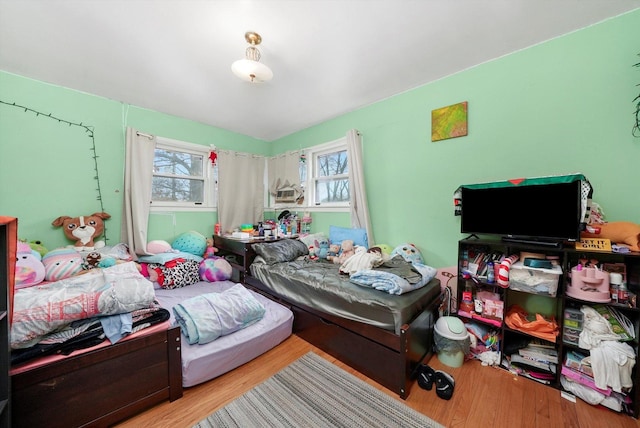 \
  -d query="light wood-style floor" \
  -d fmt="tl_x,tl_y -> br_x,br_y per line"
116,334 -> 640,428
